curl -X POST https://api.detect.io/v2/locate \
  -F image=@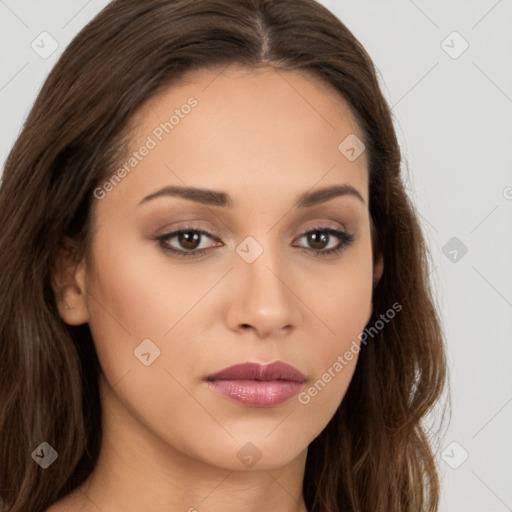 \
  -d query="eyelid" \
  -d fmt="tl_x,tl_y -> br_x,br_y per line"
154,219 -> 347,243
154,221 -> 355,259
